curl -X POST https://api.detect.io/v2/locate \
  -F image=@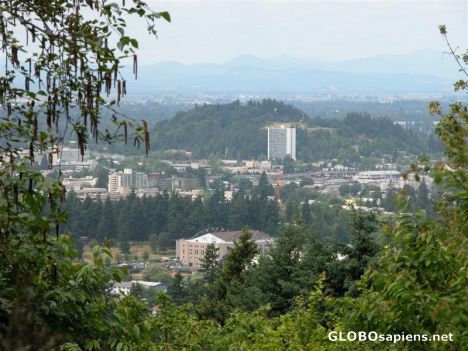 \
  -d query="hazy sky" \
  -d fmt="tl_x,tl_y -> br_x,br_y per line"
129,0 -> 468,65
